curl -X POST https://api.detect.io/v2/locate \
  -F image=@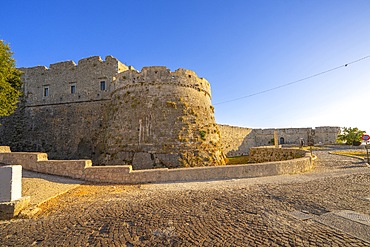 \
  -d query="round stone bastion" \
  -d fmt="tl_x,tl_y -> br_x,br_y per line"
100,66 -> 226,169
